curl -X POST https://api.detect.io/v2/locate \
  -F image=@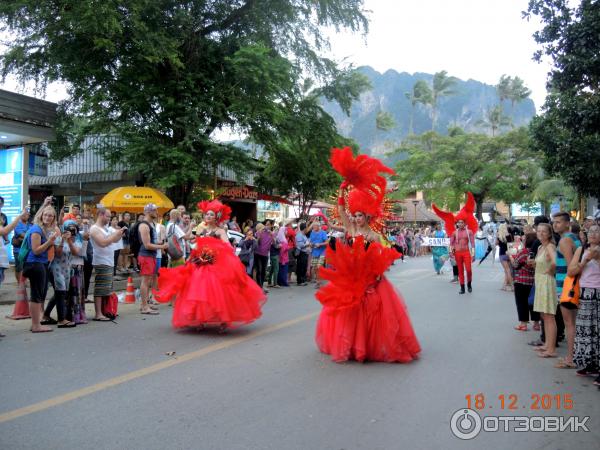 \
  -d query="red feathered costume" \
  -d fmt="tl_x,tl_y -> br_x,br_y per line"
431,193 -> 478,290
315,147 -> 421,363
155,200 -> 265,329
